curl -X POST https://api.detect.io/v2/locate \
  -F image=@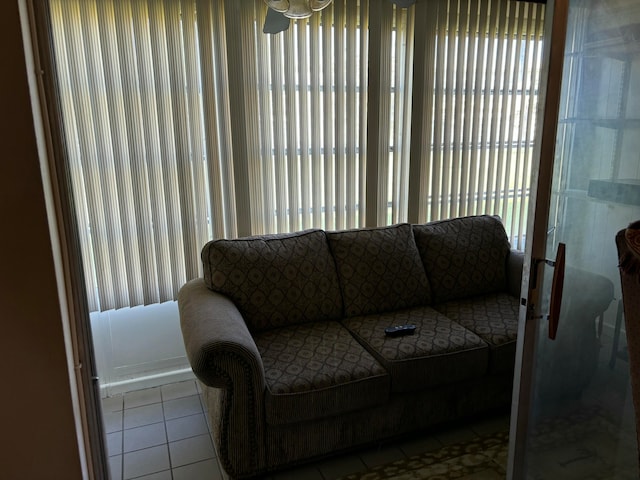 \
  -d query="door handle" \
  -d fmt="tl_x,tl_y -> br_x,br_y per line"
548,243 -> 566,340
